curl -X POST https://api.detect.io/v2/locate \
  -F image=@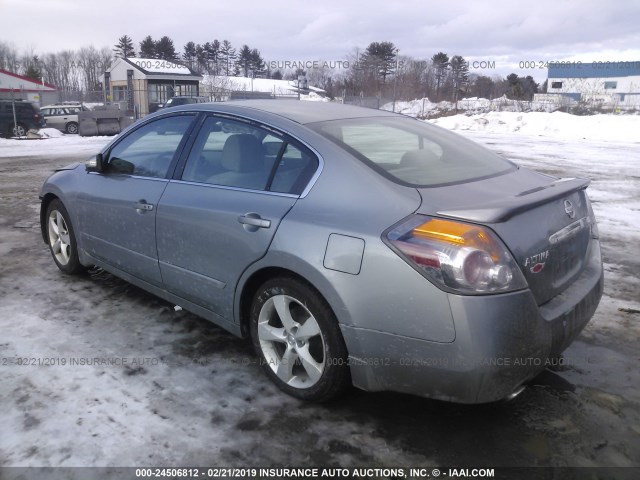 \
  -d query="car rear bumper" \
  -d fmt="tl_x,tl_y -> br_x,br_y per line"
342,240 -> 603,403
